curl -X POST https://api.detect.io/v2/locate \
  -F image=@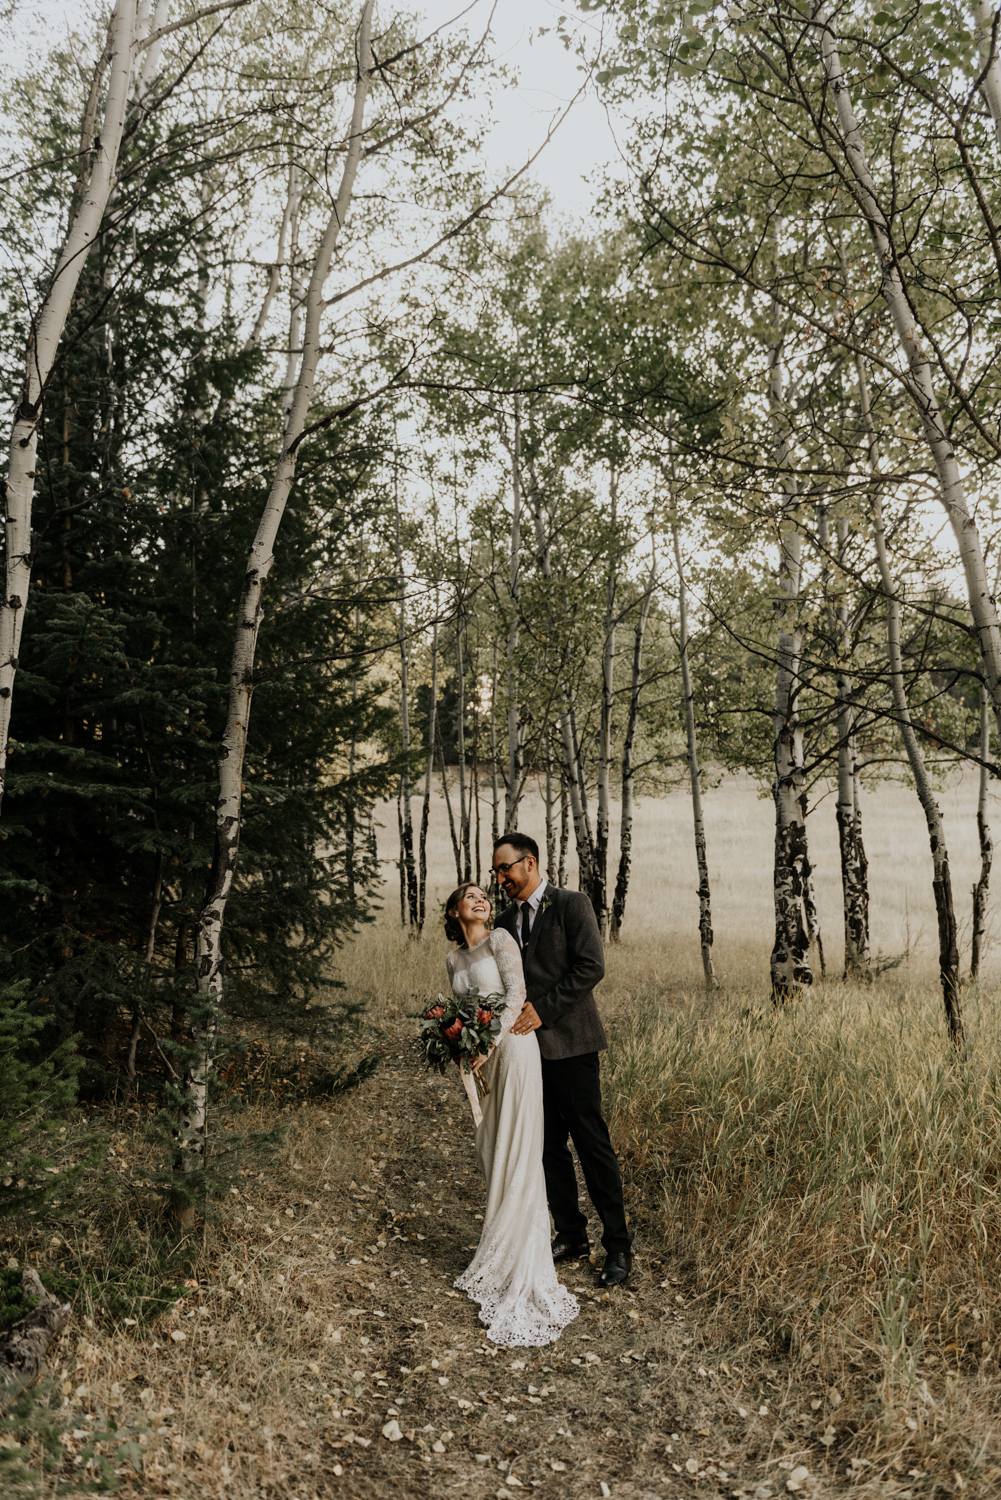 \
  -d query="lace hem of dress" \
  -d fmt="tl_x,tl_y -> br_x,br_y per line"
453,1268 -> 579,1348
